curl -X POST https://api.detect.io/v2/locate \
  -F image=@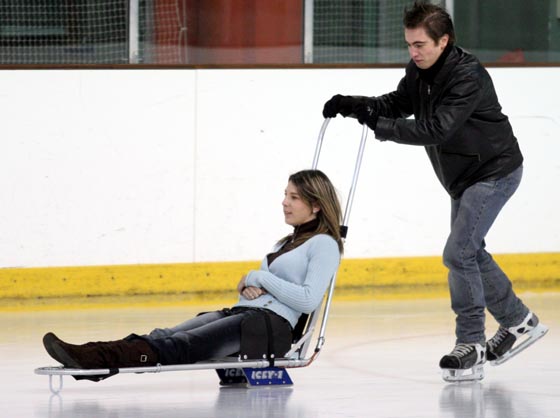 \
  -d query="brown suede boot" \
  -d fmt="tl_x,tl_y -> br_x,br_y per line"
43,332 -> 159,369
